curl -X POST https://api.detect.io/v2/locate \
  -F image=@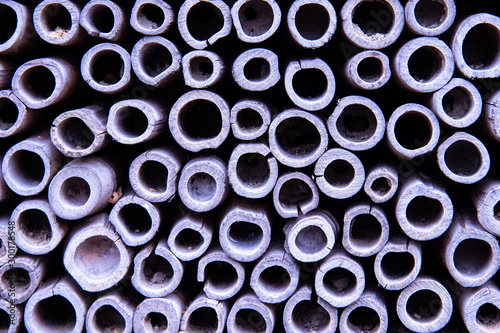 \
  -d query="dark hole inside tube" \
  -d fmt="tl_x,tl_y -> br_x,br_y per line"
58,117 -> 94,150
228,221 -> 263,249
323,267 -> 356,296
291,300 -> 330,332
349,214 -> 382,247
295,225 -> 327,254
145,312 -> 168,332
180,99 -> 222,140
444,140 -> 481,176
10,150 -> 45,187
60,177 -> 91,206
352,0 -> 394,35
0,309 -> 10,331
414,0 -> 446,28
92,51 -> 125,85
138,4 -> 165,30
381,251 -> 415,279
292,68 -> 327,100
175,228 -> 204,251
463,23 -> 500,70
94,305 -> 126,333
138,160 -> 168,193
189,57 -> 214,81
21,66 -> 56,100
142,254 -> 174,285
34,295 -> 77,332
0,4 -> 17,44
116,106 -> 149,138
140,43 -> 173,77
494,201 -> 500,221
337,104 -> 377,142
119,204 -> 152,235
406,196 -> 443,227
186,2 -> 224,41
243,57 -> 270,81
476,303 -> 500,328
408,46 -> 444,82
442,86 -> 471,120
295,4 -> 329,40
275,117 -> 321,157
394,111 -> 432,150
236,153 -> 270,187
371,177 -> 391,195
0,98 -> 19,131
42,4 -> 72,32
259,266 -> 291,293
348,306 -> 380,332
188,172 -> 217,202
18,209 -> 52,244
324,160 -> 355,187
205,261 -> 238,289
187,307 -> 218,333
279,178 -> 313,208
357,57 -> 383,82
236,108 -> 263,133
454,238 -> 492,276
239,0 -> 274,37
89,4 -> 115,33
236,309 -> 266,332
406,289 -> 442,321
1,268 -> 30,293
